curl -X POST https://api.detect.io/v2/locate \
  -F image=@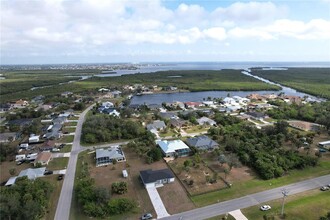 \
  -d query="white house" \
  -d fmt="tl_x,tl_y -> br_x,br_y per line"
95,146 -> 126,167
140,169 -> 175,188
197,117 -> 216,126
156,139 -> 191,157
102,101 -> 114,108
